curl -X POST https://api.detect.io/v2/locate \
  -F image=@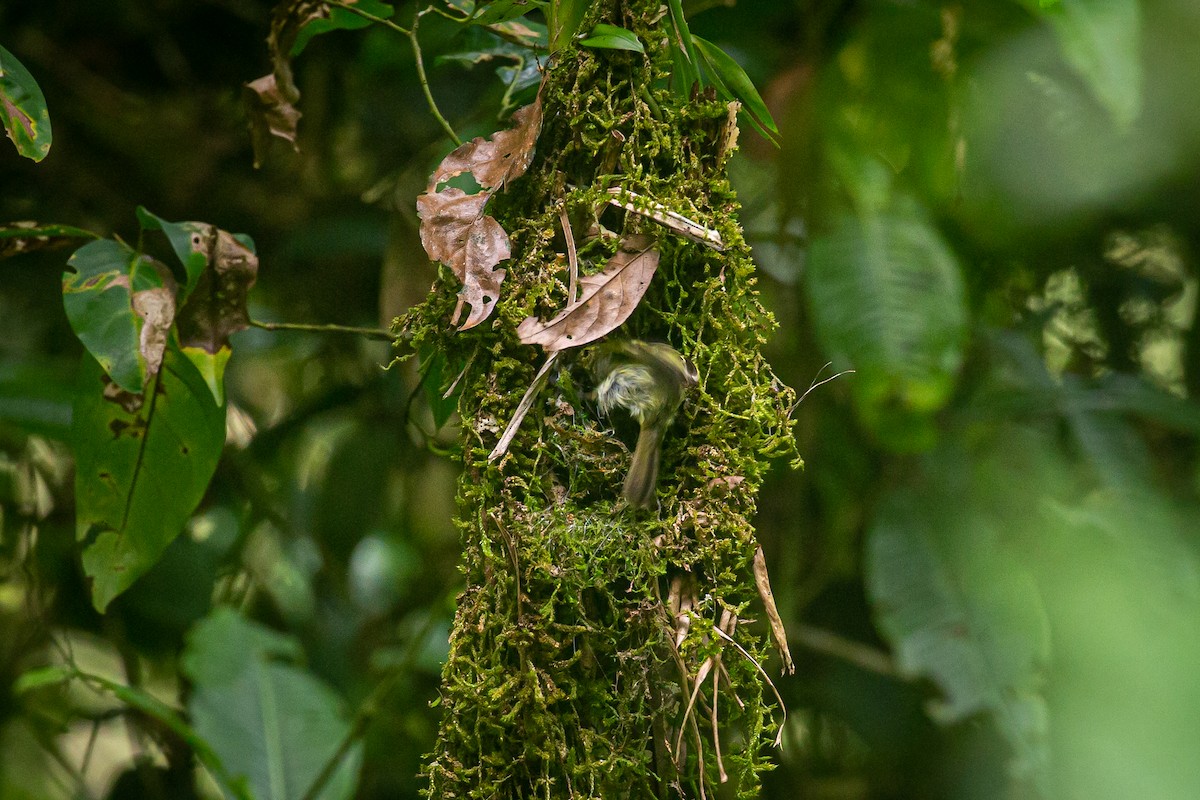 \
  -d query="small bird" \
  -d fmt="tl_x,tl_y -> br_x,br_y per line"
593,339 -> 698,507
